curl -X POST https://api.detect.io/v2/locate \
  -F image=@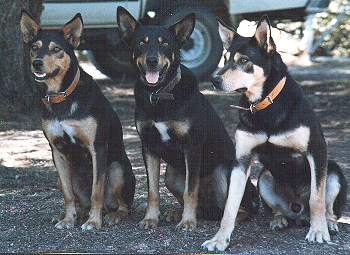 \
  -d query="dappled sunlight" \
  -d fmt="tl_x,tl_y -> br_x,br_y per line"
80,61 -> 109,80
0,130 -> 52,168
